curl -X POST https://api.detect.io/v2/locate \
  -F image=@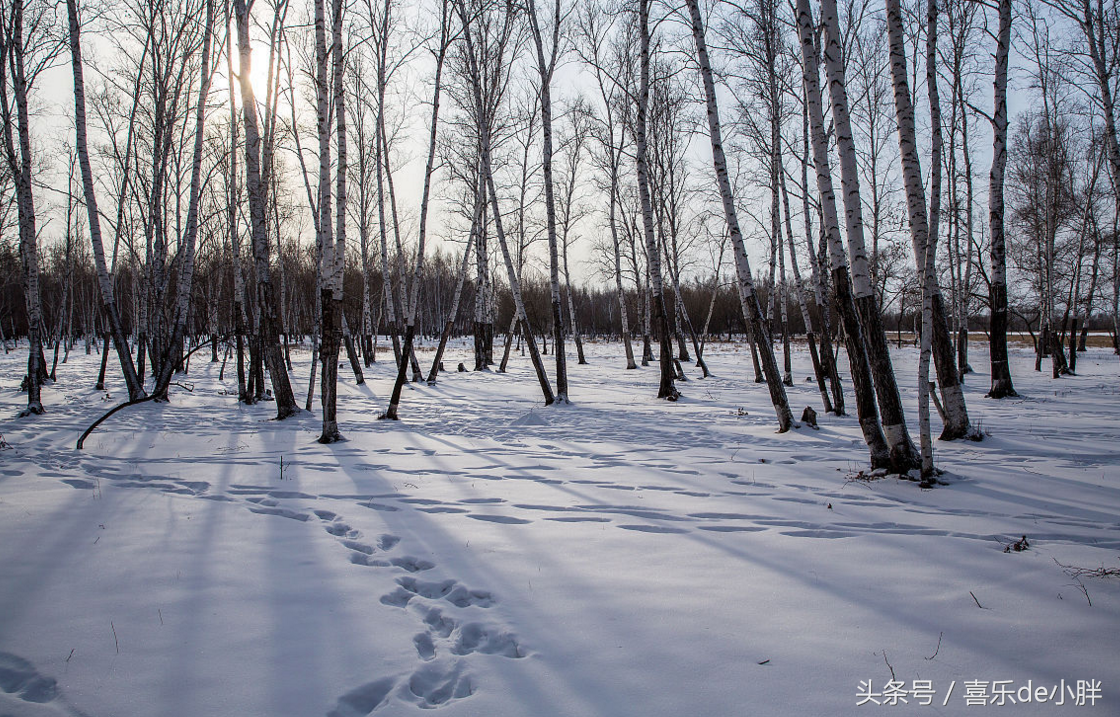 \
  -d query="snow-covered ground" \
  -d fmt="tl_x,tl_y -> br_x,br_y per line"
1,337 -> 1117,716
